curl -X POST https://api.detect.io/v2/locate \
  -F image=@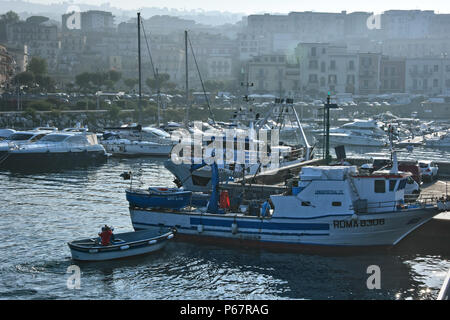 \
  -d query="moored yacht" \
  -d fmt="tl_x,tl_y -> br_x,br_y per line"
424,131 -> 450,147
0,128 -> 55,158
1,131 -> 107,169
316,119 -> 389,147
101,124 -> 175,156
